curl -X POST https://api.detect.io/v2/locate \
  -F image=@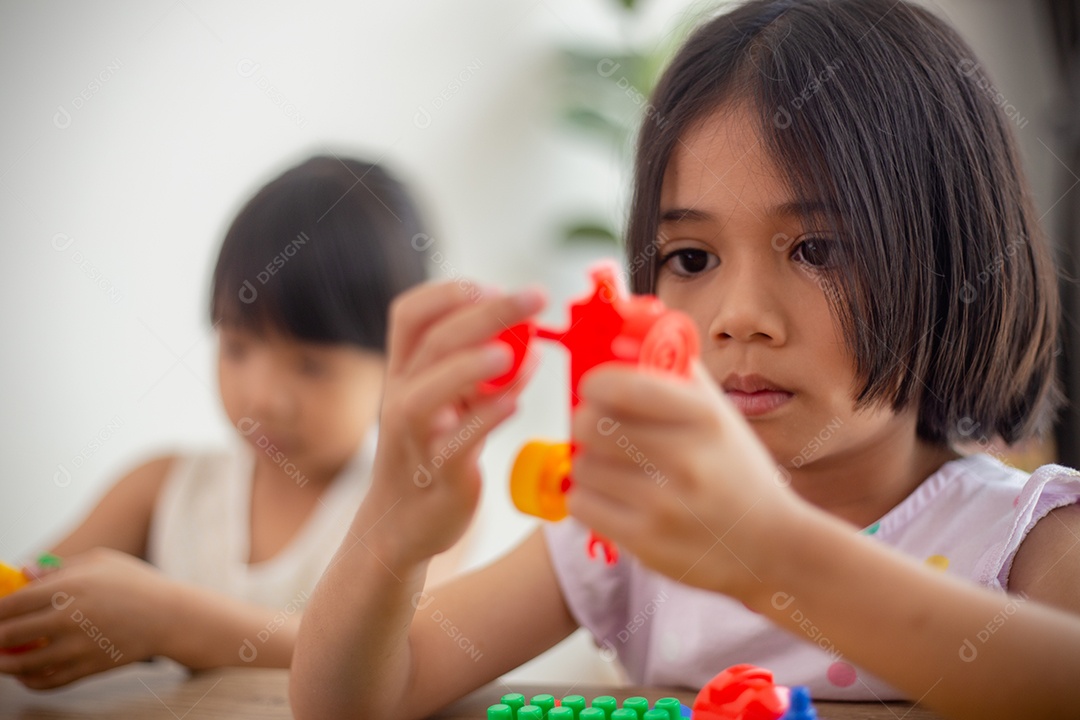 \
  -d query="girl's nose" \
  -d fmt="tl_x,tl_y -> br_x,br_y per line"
242,357 -> 295,421
706,263 -> 785,345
